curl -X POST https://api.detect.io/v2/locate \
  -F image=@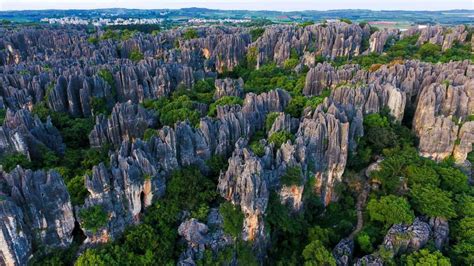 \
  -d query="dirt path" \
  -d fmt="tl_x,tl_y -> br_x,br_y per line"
348,179 -> 370,240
